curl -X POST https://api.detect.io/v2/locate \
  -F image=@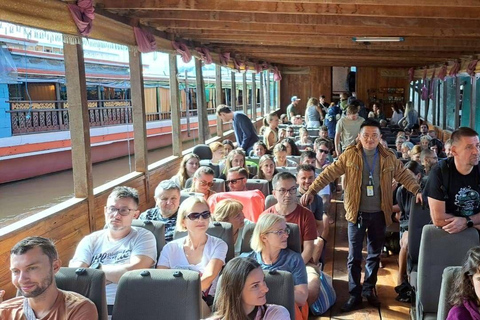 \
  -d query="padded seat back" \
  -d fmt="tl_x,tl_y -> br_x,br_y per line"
112,269 -> 201,320
174,221 -> 234,262
265,194 -> 278,210
246,179 -> 270,197
199,160 -> 221,178
185,177 -> 226,193
240,222 -> 301,254
286,156 -> 300,164
437,266 -> 462,320
276,167 -> 298,175
131,219 -> 166,262
208,190 -> 265,222
408,199 -> 431,275
55,267 -> 108,320
416,225 -> 479,319
193,144 -> 212,160
180,191 -> 204,204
